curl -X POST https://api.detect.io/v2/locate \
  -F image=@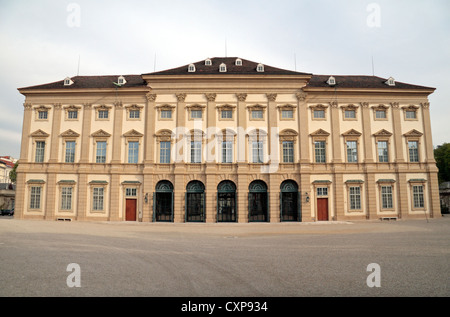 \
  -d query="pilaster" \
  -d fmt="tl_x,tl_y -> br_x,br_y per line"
79,103 -> 93,164
144,93 -> 157,164
391,102 -> 405,163
361,102 -> 374,163
296,91 -> 310,163
330,102 -> 342,163
20,103 -> 33,162
111,102 -> 124,164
